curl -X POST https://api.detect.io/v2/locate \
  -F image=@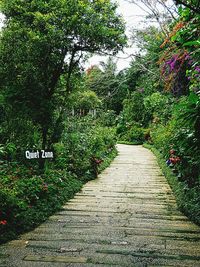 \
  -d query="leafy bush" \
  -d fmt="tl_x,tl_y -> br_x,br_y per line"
118,124 -> 148,145
144,92 -> 173,124
150,123 -> 173,156
98,110 -> 117,127
0,170 -> 83,244
151,93 -> 200,187
0,115 -> 117,244
54,116 -> 117,180
145,144 -> 200,225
